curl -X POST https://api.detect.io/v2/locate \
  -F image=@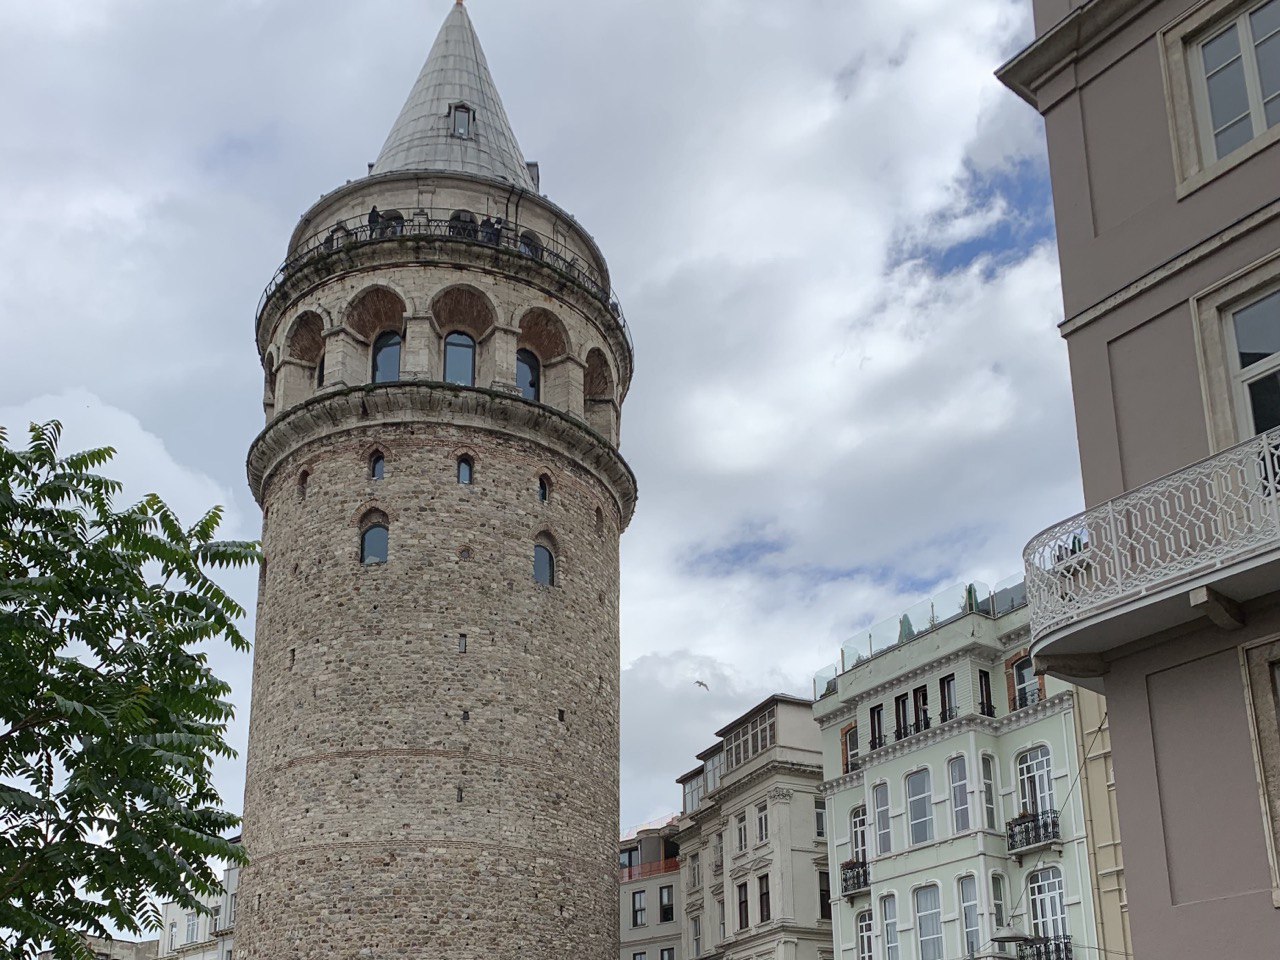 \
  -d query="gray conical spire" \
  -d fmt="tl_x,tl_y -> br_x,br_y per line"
371,1 -> 535,188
